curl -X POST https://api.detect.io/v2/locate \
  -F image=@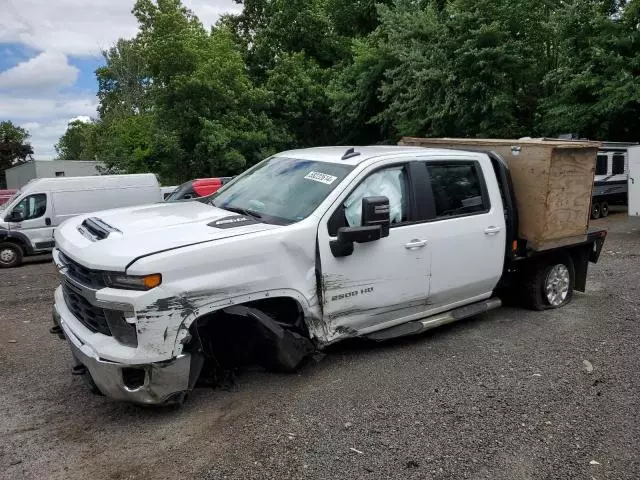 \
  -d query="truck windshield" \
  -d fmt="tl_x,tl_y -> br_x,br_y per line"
210,157 -> 353,224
